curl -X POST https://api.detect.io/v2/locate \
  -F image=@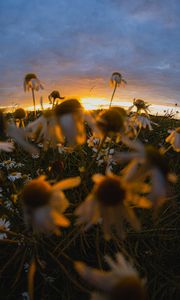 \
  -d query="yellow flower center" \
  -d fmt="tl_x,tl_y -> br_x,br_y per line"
22,178 -> 52,209
109,275 -> 147,300
96,177 -> 126,206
